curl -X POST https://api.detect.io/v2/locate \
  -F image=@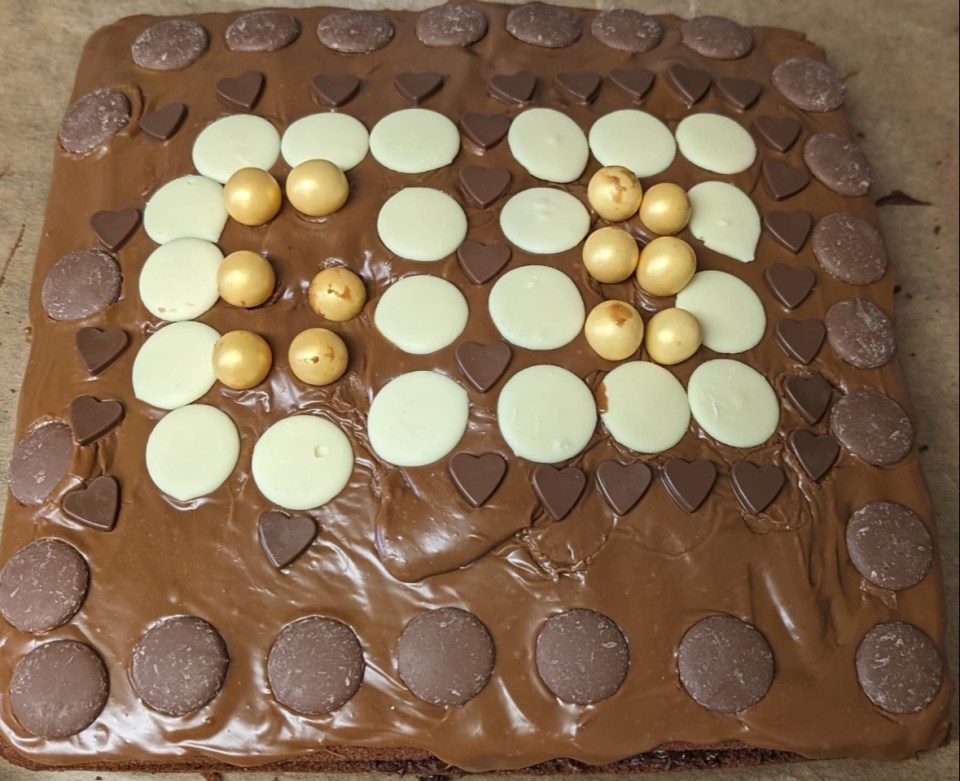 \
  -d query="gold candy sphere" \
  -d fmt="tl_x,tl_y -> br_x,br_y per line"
644,308 -> 702,365
582,227 -> 640,284
217,250 -> 276,308
288,328 -> 348,386
584,300 -> 645,362
587,165 -> 644,222
638,182 -> 692,235
223,167 -> 282,226
636,236 -> 697,297
286,159 -> 349,217
212,330 -> 273,390
308,266 -> 367,322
